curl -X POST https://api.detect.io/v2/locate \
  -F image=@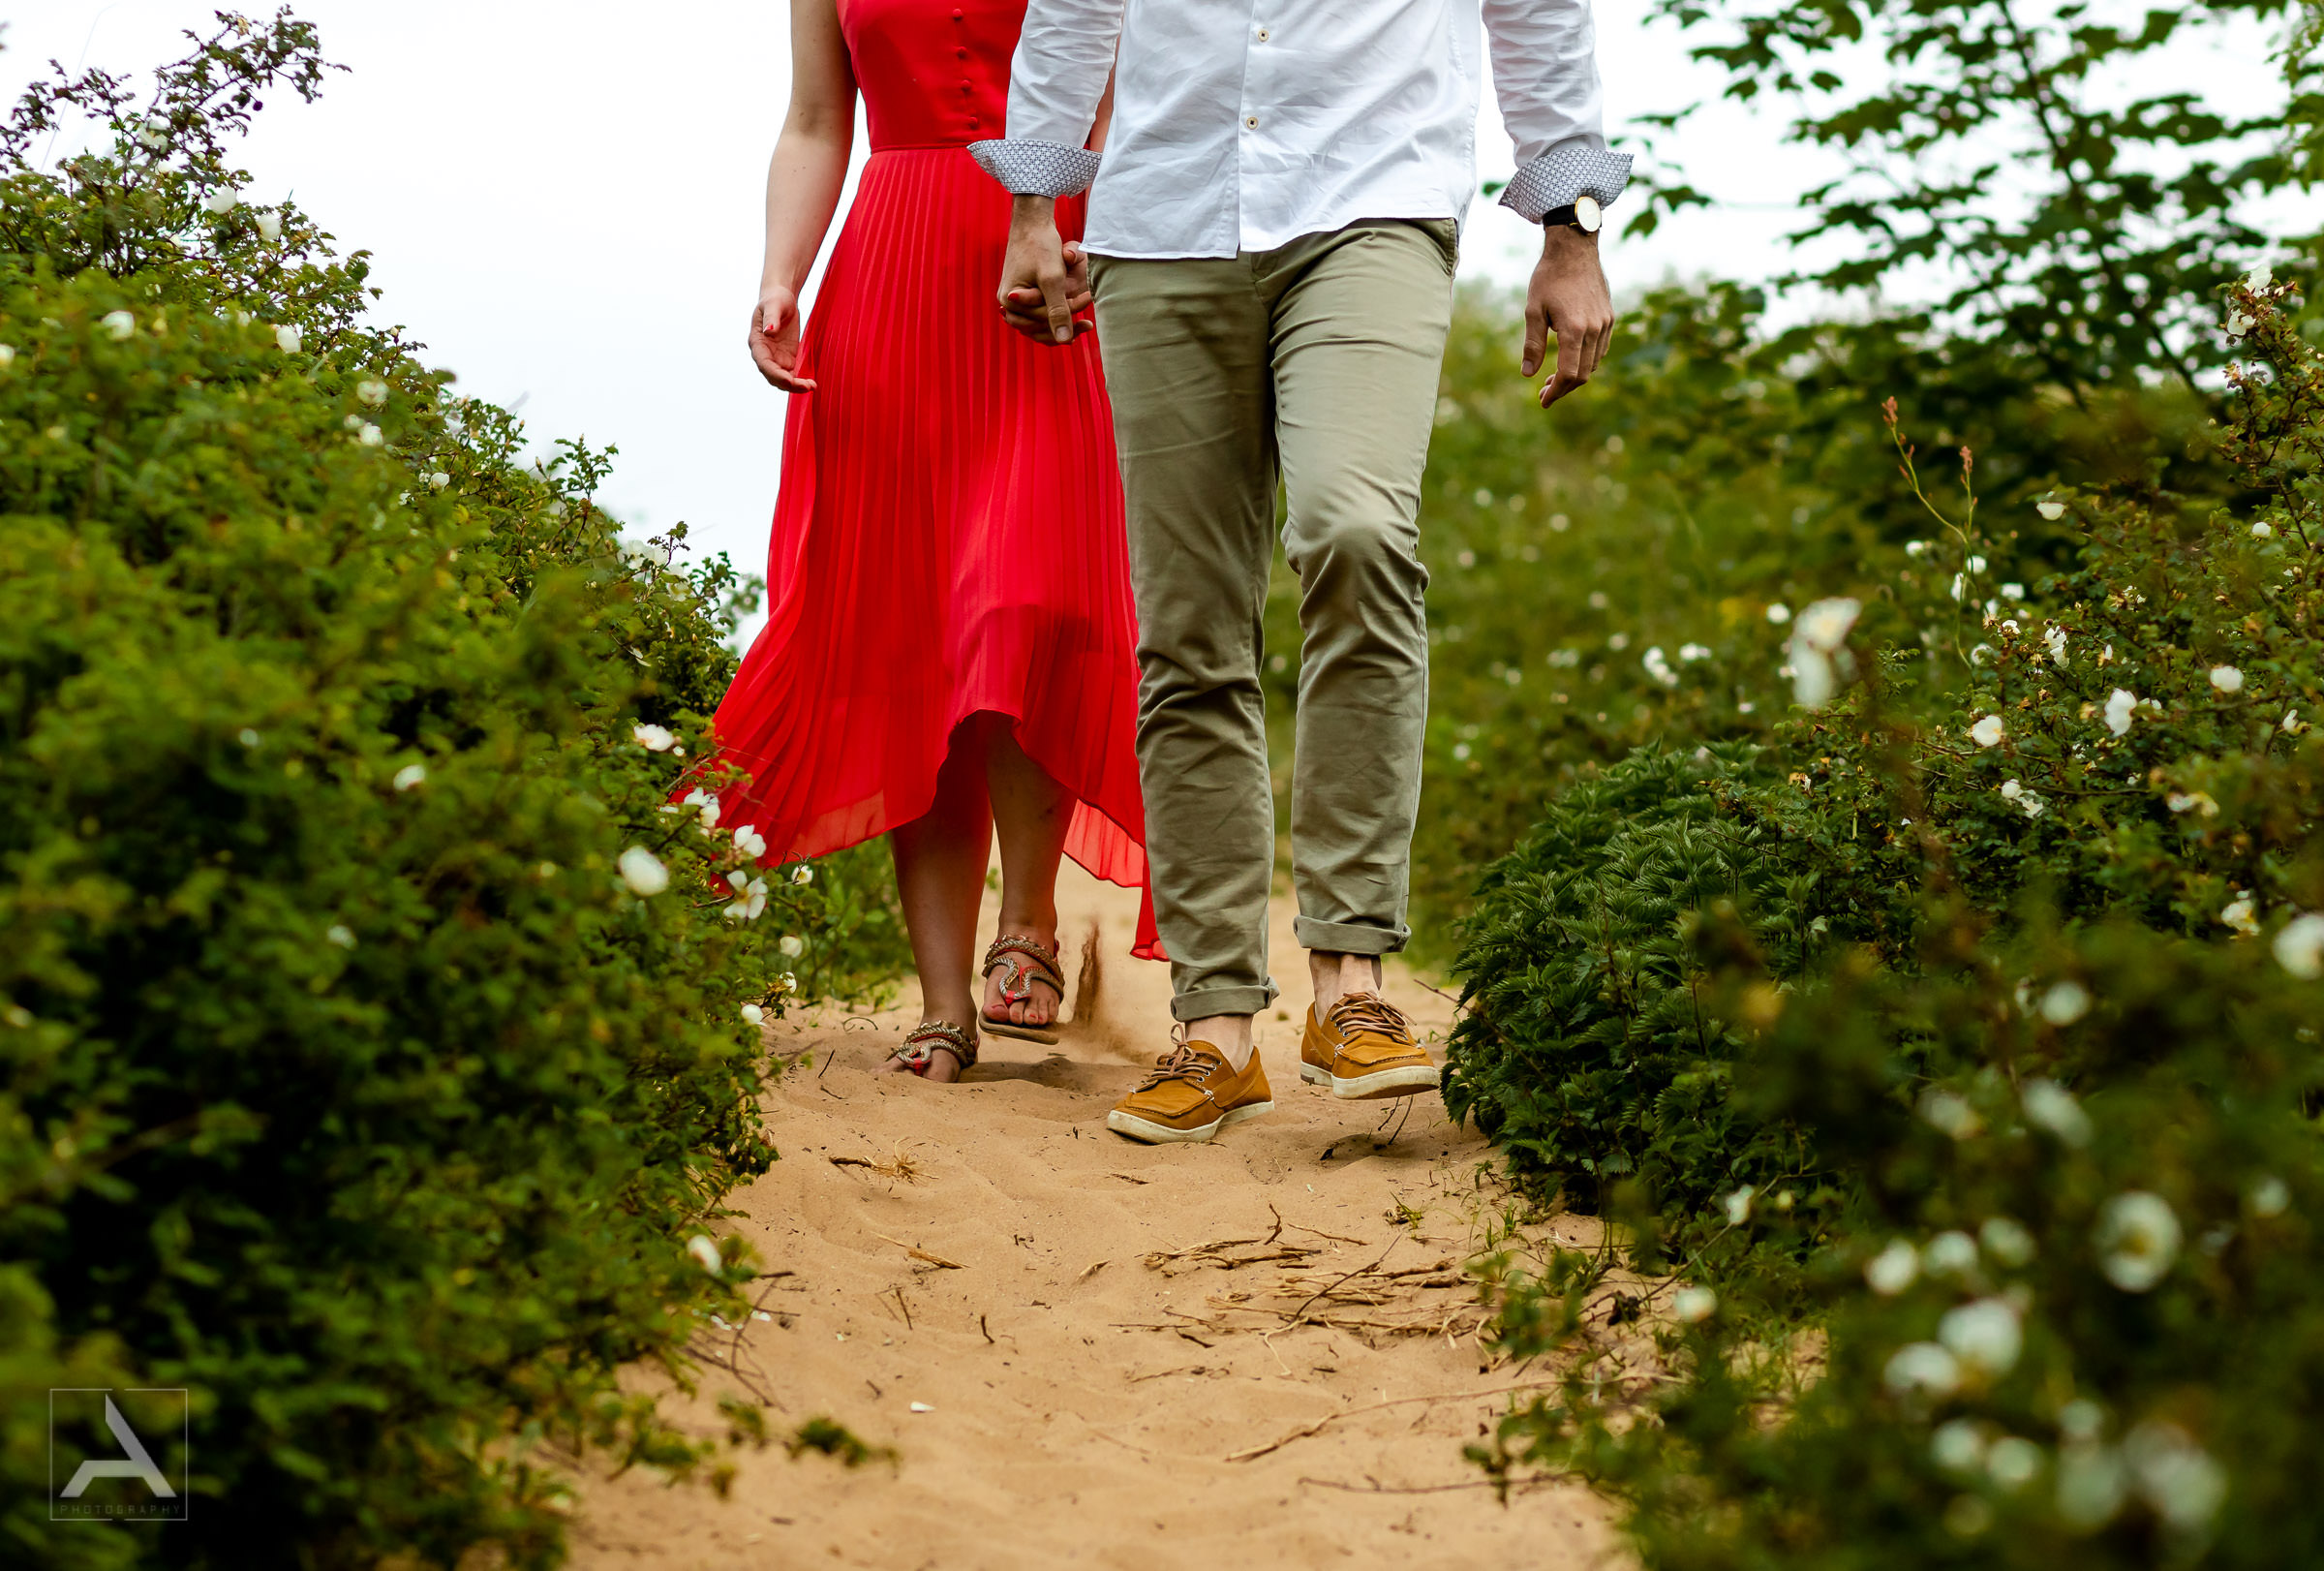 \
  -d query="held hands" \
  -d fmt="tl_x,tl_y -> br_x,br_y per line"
998,195 -> 1094,347
1522,226 -> 1615,409
750,286 -> 815,392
